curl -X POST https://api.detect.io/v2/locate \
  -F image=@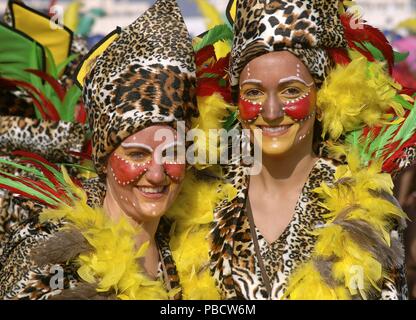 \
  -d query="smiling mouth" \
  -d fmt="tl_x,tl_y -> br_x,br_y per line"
134,186 -> 168,199
257,124 -> 293,137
